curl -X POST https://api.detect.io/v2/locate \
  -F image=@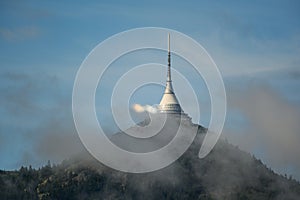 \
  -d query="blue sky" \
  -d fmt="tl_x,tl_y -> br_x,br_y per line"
1,0 -> 300,179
